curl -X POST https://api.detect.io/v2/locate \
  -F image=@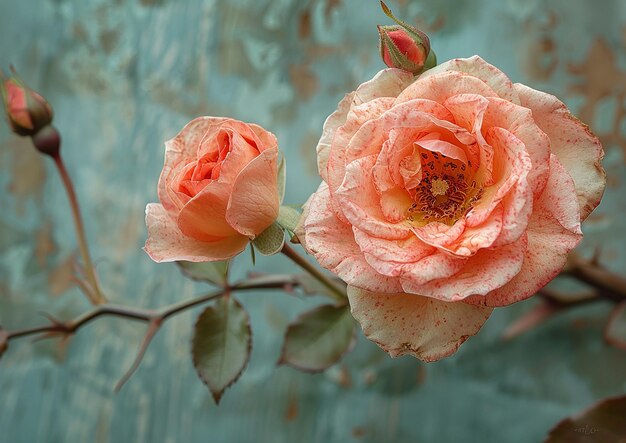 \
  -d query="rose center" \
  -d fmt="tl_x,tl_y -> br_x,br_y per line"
406,147 -> 481,226
430,178 -> 449,196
